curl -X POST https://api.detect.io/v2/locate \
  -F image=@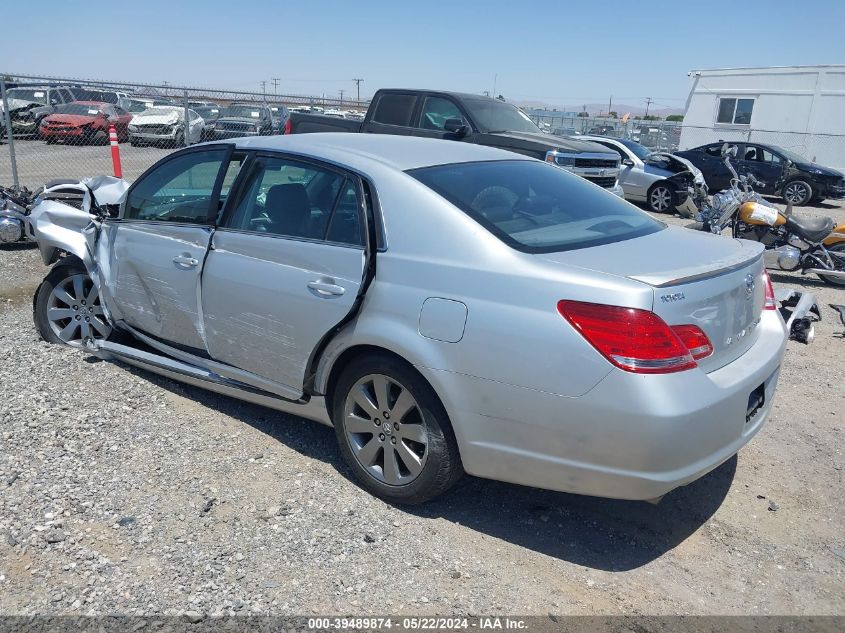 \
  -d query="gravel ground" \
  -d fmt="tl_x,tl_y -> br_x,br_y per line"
0,199 -> 844,617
